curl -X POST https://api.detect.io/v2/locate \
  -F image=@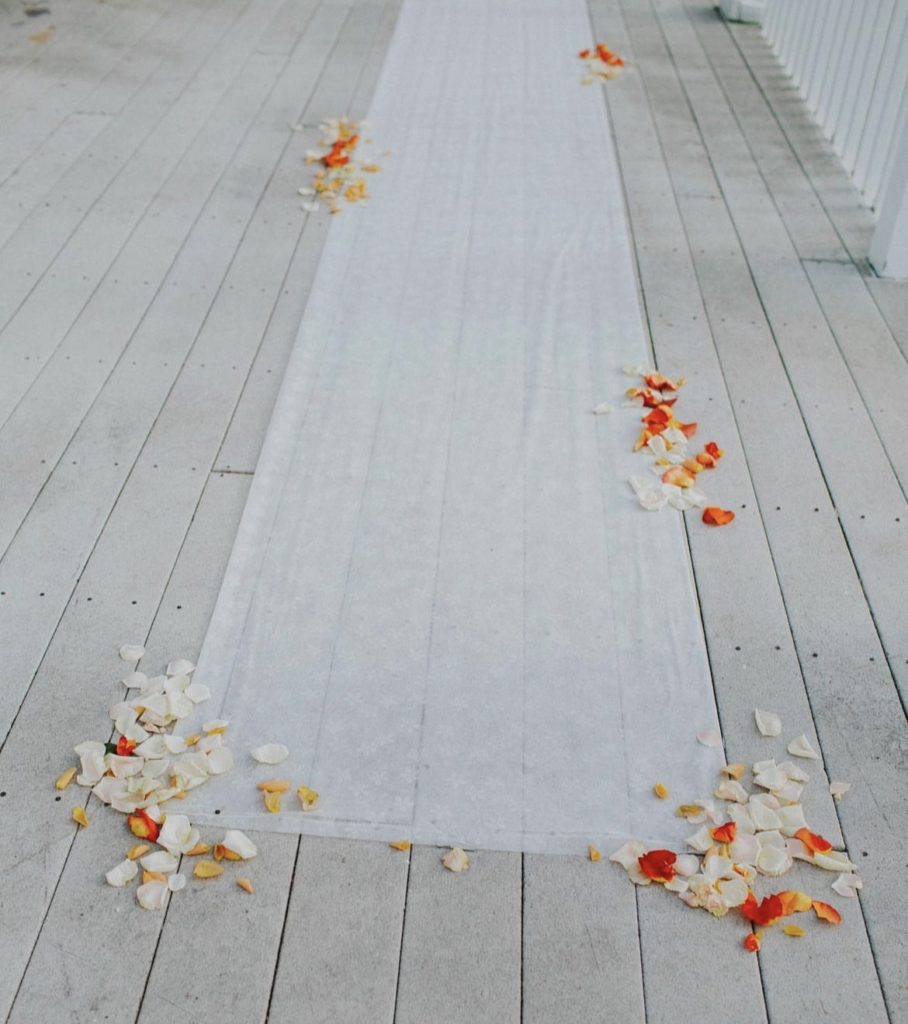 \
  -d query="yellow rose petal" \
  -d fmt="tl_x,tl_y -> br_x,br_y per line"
55,767 -> 77,790
297,785 -> 319,811
389,840 -> 412,852
193,860 -> 224,879
653,783 -> 669,799
782,925 -> 805,938
237,878 -> 254,894
127,844 -> 150,861
588,845 -> 602,862
72,807 -> 89,828
264,791 -> 283,814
